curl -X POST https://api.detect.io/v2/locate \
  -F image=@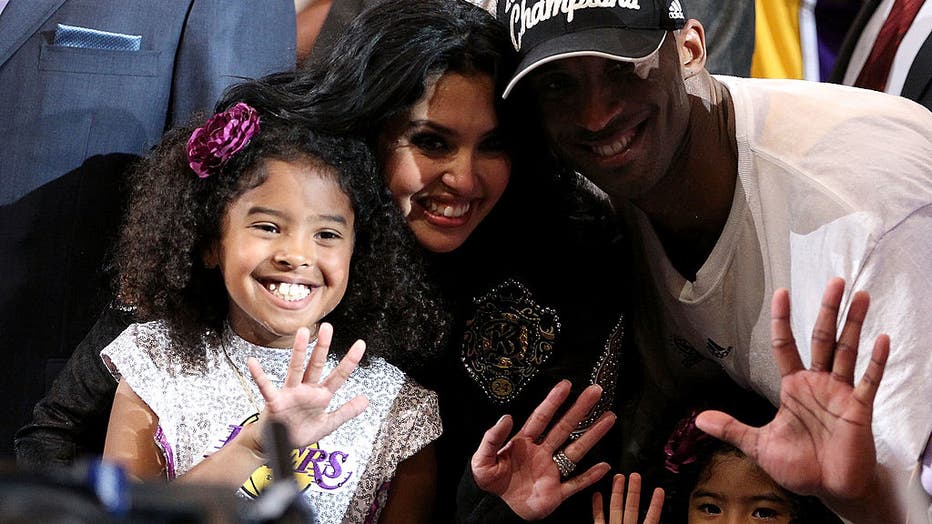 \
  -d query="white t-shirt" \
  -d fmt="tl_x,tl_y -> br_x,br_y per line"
628,76 -> 932,482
